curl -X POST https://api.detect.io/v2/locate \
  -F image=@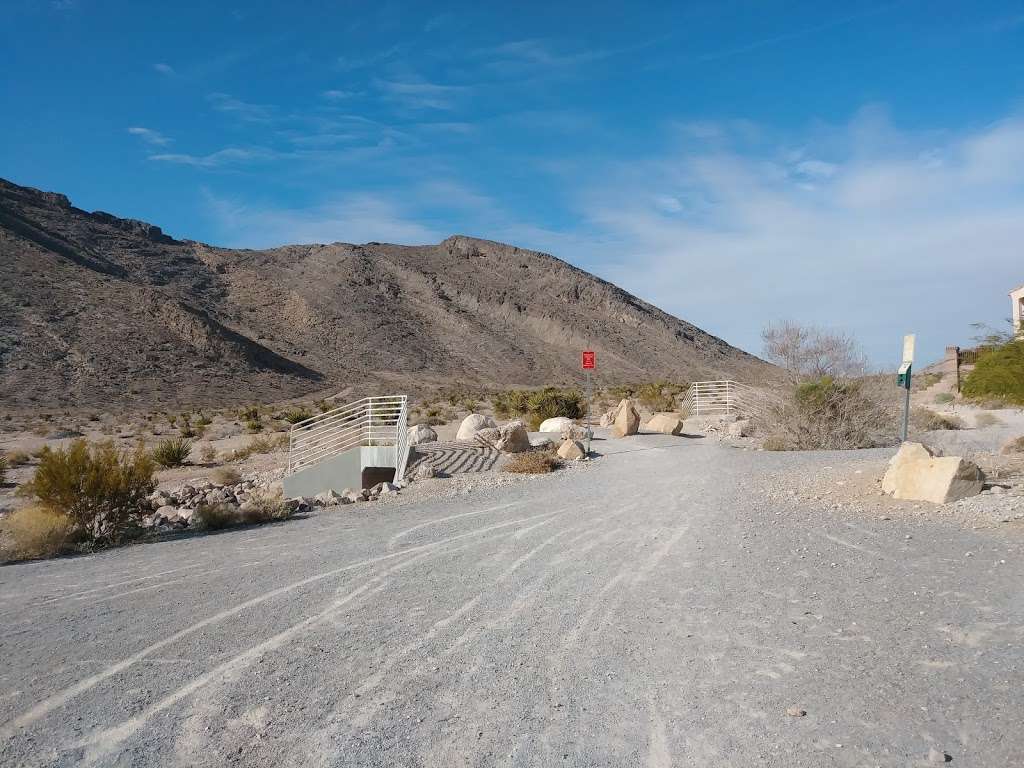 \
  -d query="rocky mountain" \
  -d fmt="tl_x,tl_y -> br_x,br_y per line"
0,177 -> 770,410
